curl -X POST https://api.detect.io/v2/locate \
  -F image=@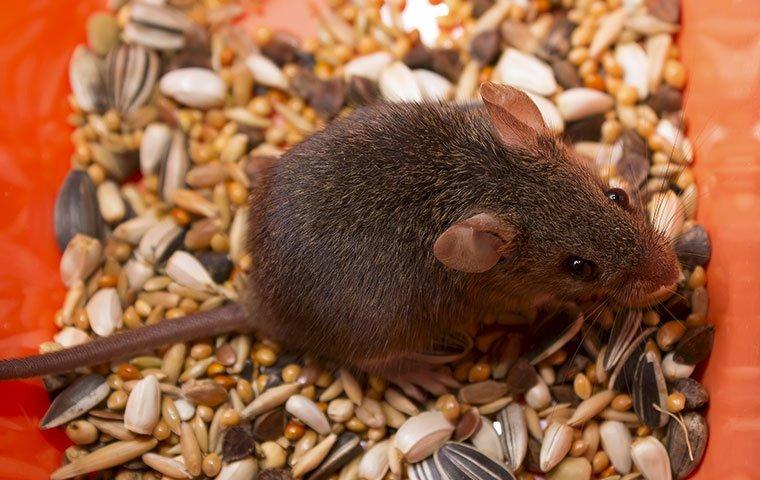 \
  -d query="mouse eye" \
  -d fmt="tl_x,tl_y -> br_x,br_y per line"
605,188 -> 629,209
564,256 -> 597,280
